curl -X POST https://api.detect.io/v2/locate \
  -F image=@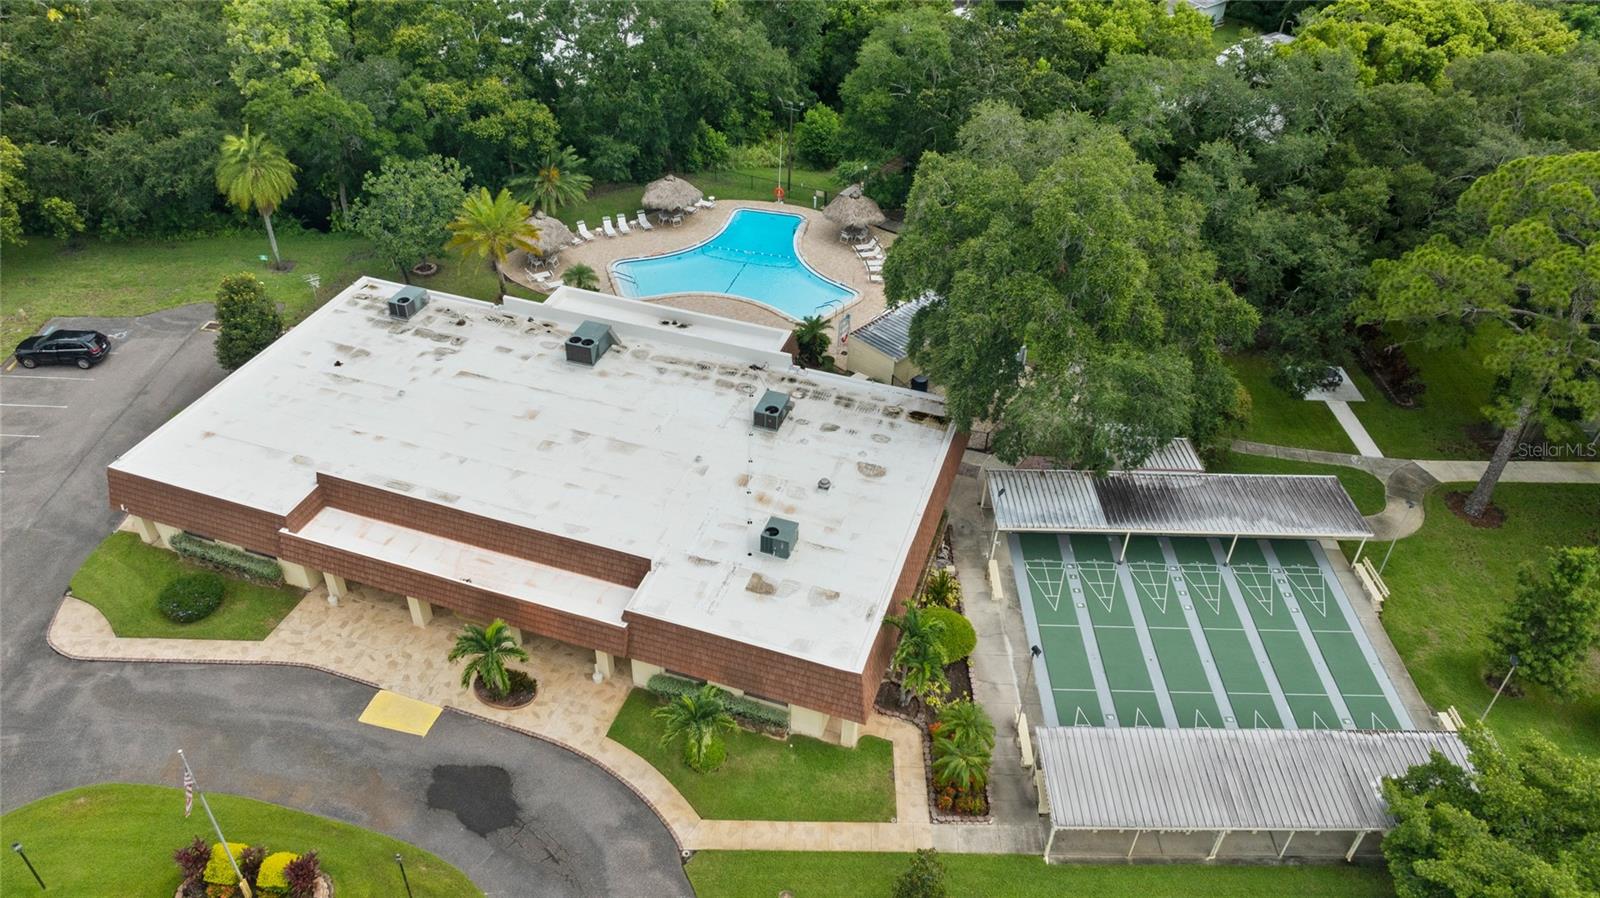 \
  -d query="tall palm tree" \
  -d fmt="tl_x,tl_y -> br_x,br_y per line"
888,605 -> 949,706
792,315 -> 831,368
446,187 -> 539,298
563,263 -> 600,291
653,684 -> 737,772
447,619 -> 529,699
215,126 -> 298,266
510,146 -> 594,213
